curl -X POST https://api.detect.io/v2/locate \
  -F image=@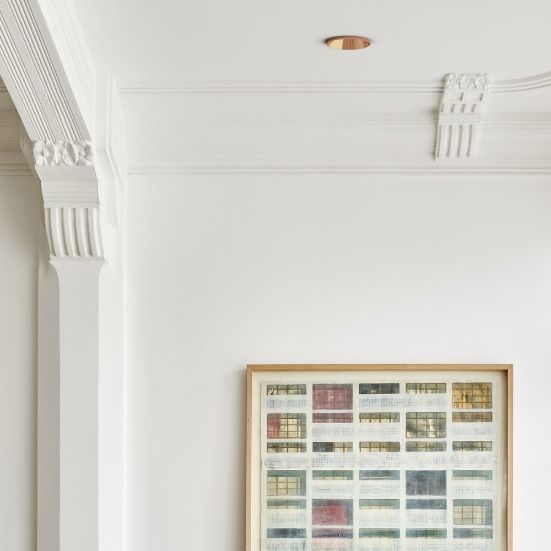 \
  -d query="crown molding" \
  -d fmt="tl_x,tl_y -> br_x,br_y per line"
120,69 -> 551,176
128,165 -> 551,177
120,81 -> 444,95
492,71 -> 551,93
118,70 -> 551,95
125,101 -> 551,176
